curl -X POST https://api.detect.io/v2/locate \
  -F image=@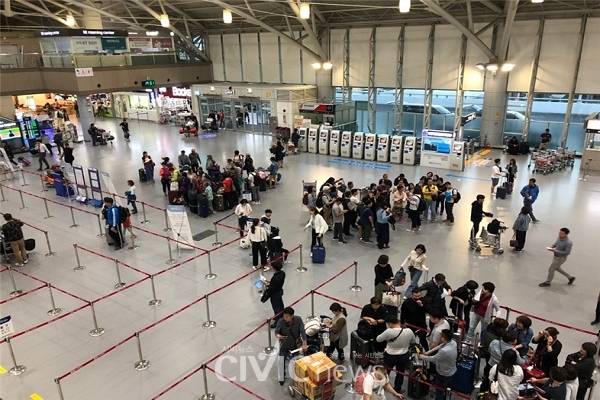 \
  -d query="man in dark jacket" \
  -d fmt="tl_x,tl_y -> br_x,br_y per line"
400,290 -> 431,350
415,273 -> 452,319
470,194 -> 492,242
1,213 -> 28,266
275,307 -> 307,385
